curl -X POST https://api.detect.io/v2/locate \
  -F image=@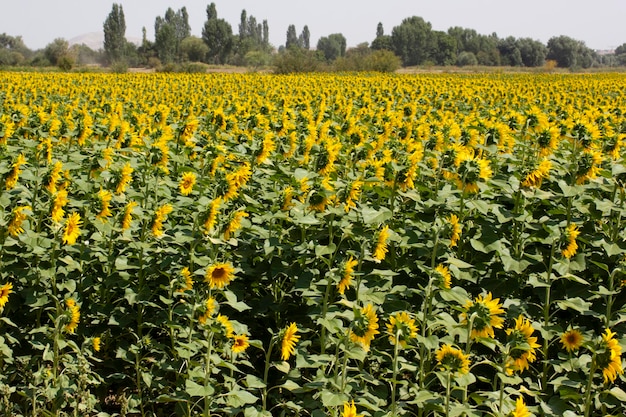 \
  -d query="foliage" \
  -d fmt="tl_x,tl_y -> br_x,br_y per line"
202,3 -> 234,65
103,3 -> 126,65
547,35 -> 598,69
154,7 -> 191,64
317,33 -> 347,62
0,71 -> 626,417
272,48 -> 322,73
